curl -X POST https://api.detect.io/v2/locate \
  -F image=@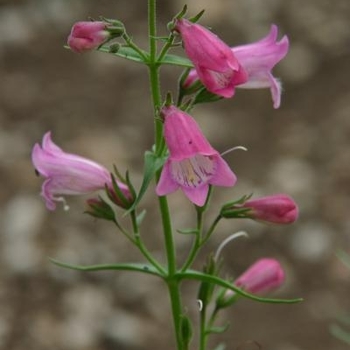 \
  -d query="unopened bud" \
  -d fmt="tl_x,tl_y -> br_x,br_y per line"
222,194 -> 298,224
234,258 -> 285,294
